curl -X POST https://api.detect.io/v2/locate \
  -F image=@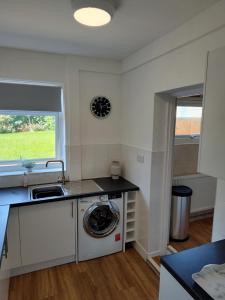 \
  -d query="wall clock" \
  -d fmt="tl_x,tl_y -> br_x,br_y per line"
90,96 -> 111,119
